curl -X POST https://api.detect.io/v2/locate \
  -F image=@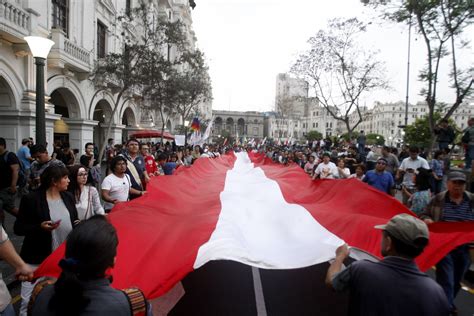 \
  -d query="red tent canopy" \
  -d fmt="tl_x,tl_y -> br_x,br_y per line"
129,130 -> 175,140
